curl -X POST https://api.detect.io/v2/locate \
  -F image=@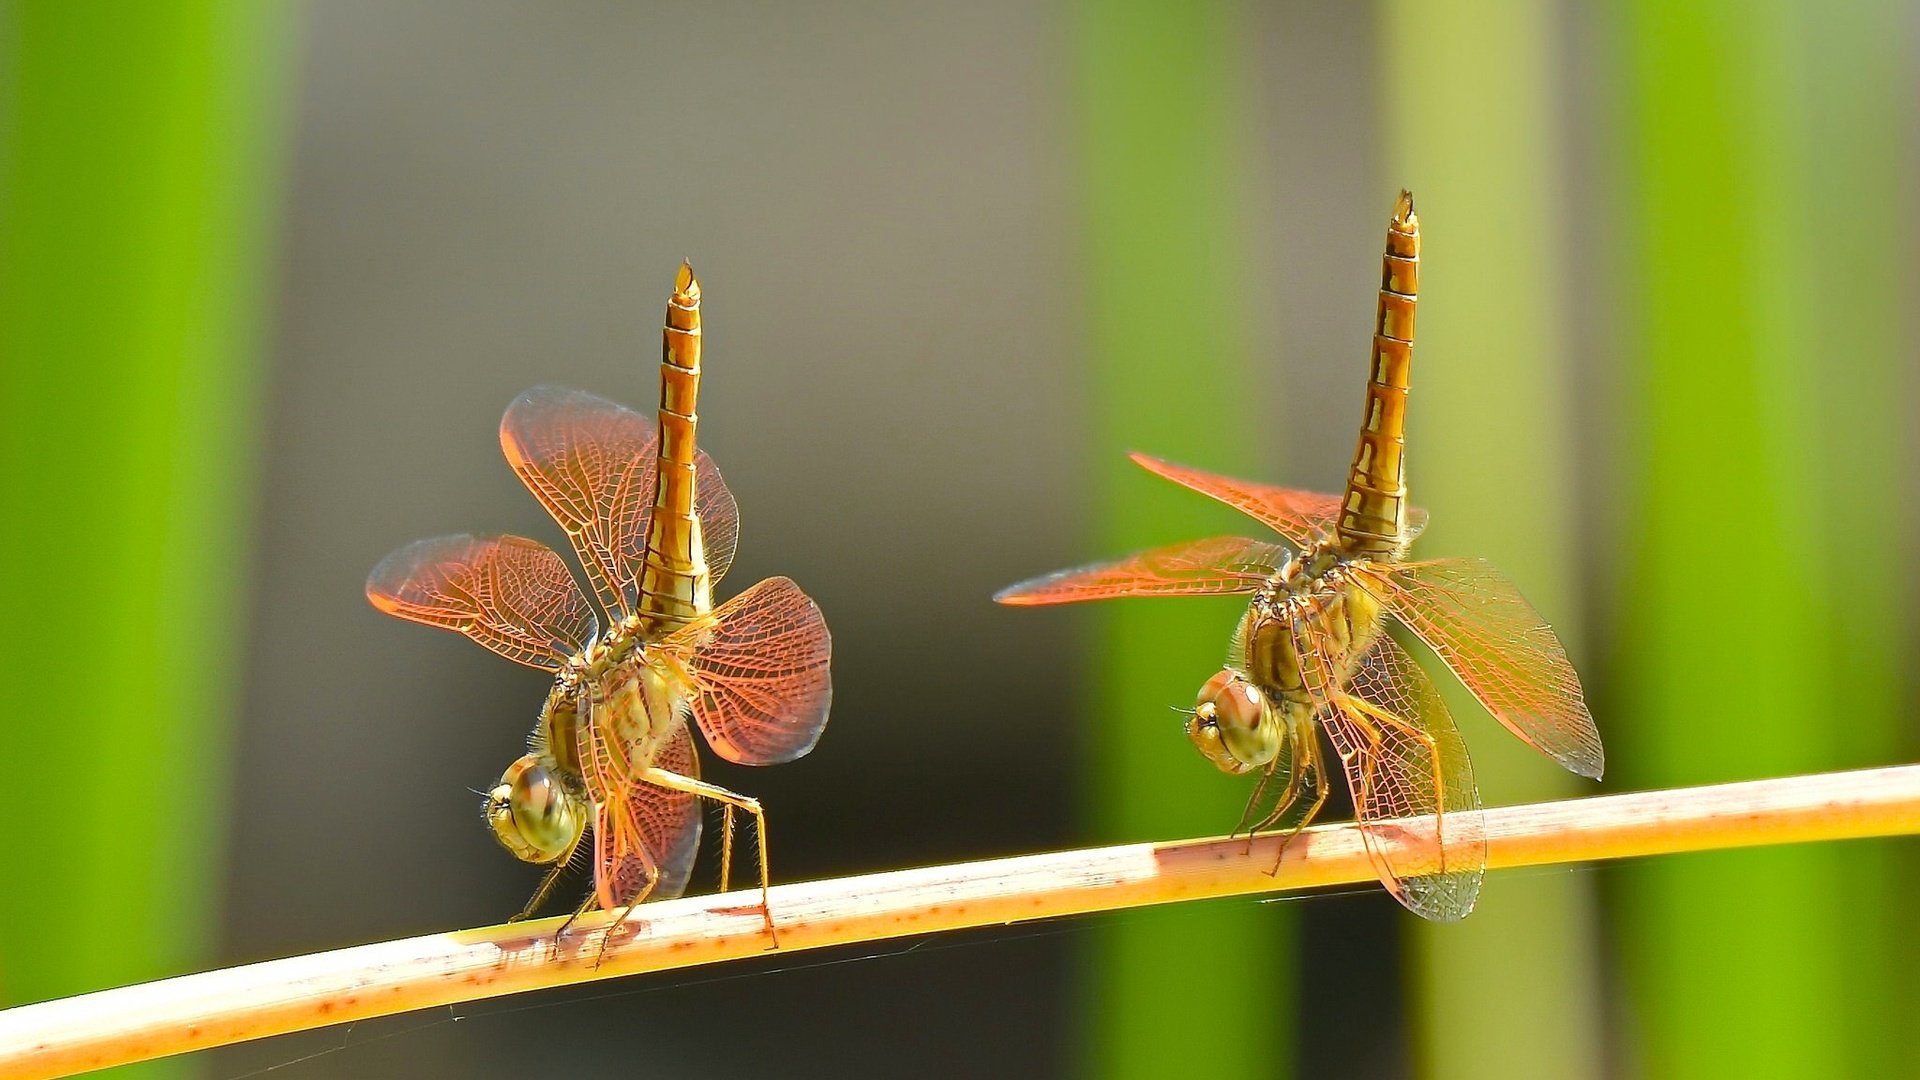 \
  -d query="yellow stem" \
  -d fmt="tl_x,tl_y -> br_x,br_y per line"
3,764 -> 1917,1079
